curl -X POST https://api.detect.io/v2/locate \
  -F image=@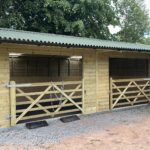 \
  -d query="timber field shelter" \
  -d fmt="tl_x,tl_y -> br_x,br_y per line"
0,28 -> 150,128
